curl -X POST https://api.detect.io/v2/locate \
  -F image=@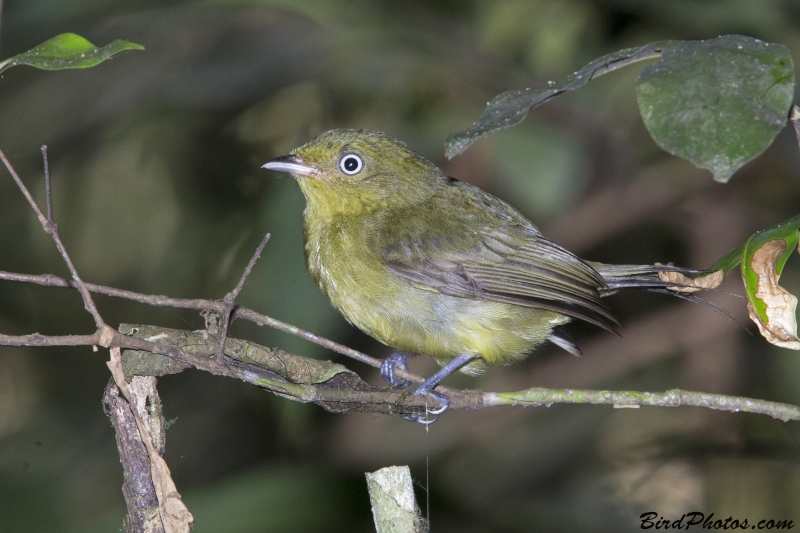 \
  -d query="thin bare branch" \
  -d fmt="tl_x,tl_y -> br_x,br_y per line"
218,232 -> 271,360
0,331 -> 104,347
6,267 -> 794,424
0,269 -> 407,380
0,147 -> 47,221
0,148 -> 105,328
231,232 -> 271,301
485,387 -> 800,422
